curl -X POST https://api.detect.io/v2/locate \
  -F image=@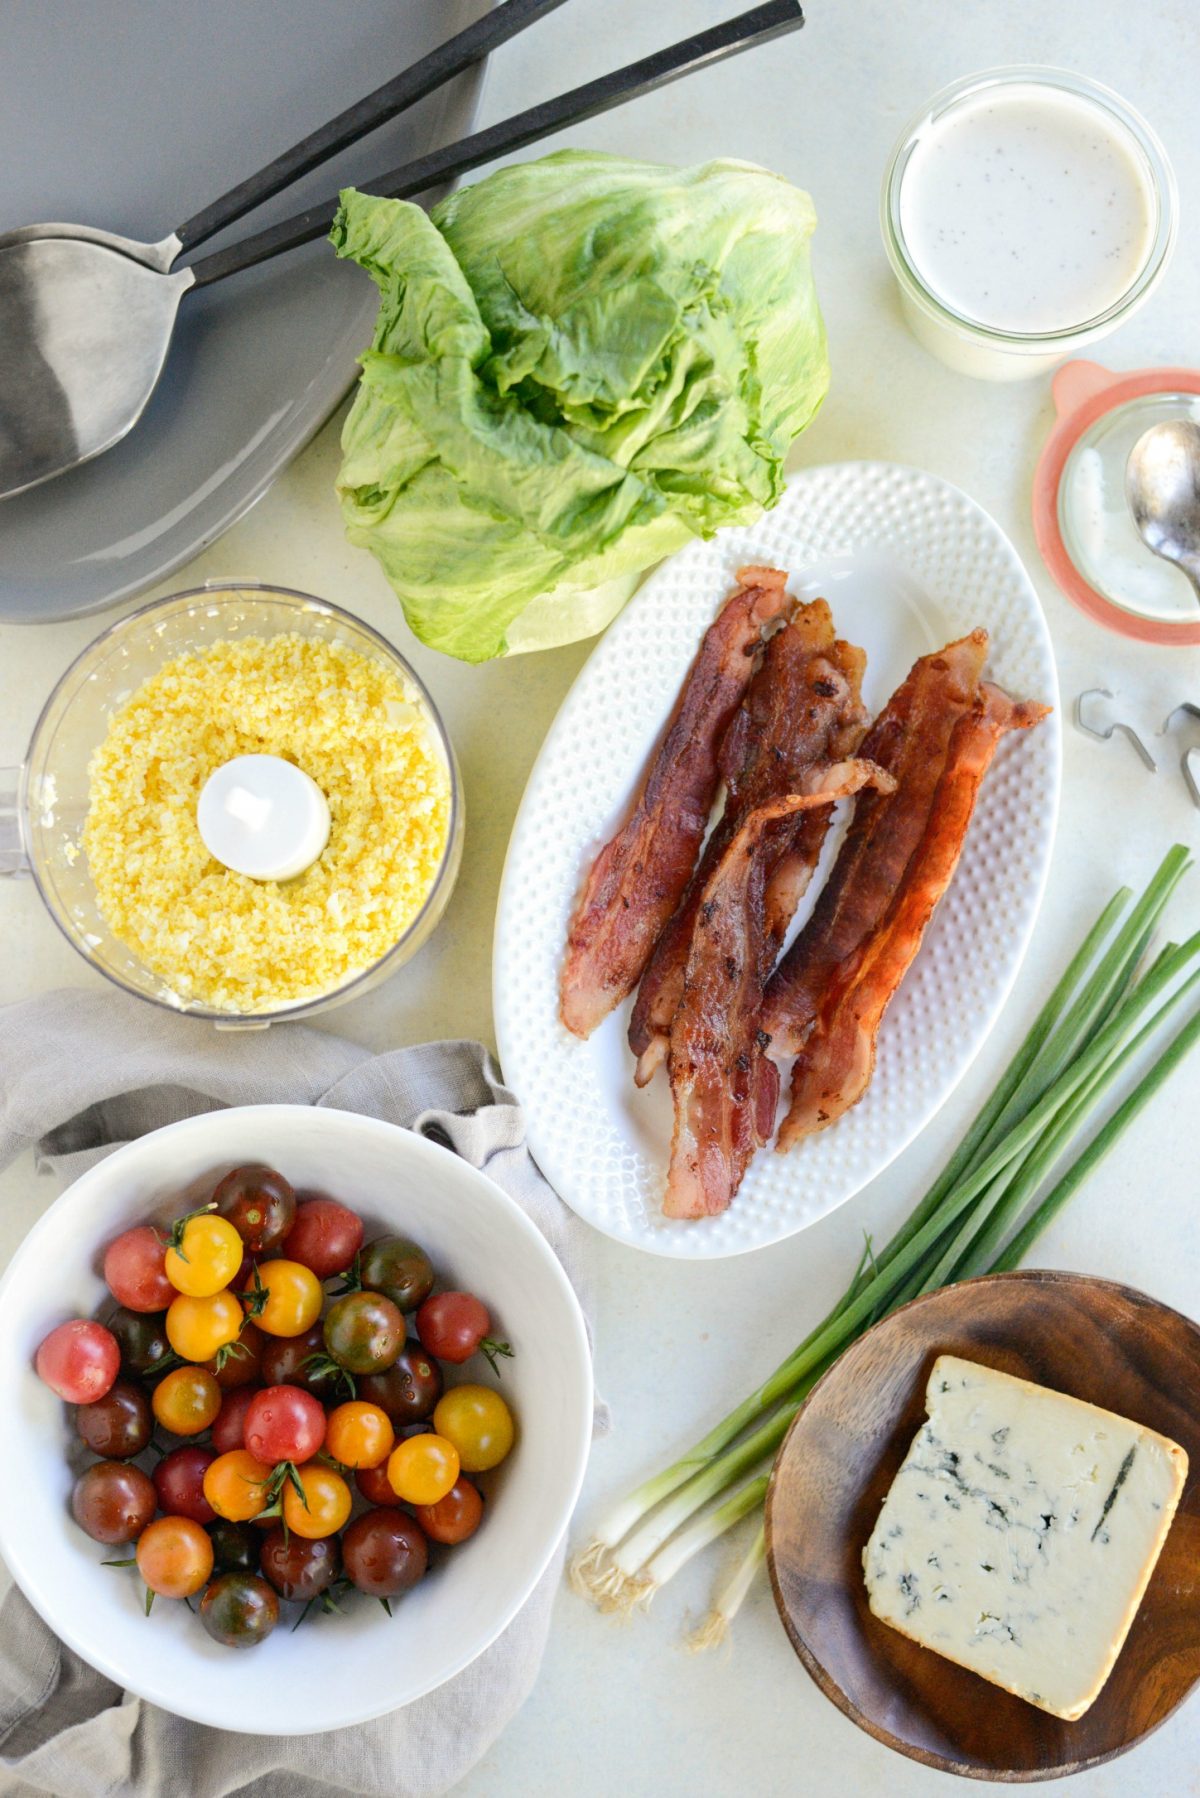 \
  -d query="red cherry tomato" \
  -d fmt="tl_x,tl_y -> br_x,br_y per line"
415,1477 -> 484,1546
355,1462 -> 401,1507
36,1319 -> 120,1404
341,1508 -> 428,1598
103,1225 -> 174,1313
206,1319 -> 266,1390
244,1385 -> 326,1465
281,1196 -> 363,1278
211,1385 -> 260,1454
71,1461 -> 156,1544
416,1291 -> 511,1368
153,1445 -> 218,1524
